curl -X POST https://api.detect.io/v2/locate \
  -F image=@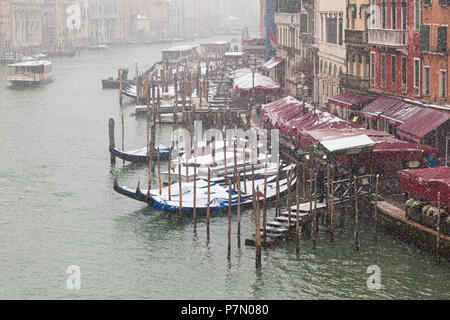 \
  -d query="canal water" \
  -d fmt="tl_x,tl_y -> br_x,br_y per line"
0,37 -> 449,299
